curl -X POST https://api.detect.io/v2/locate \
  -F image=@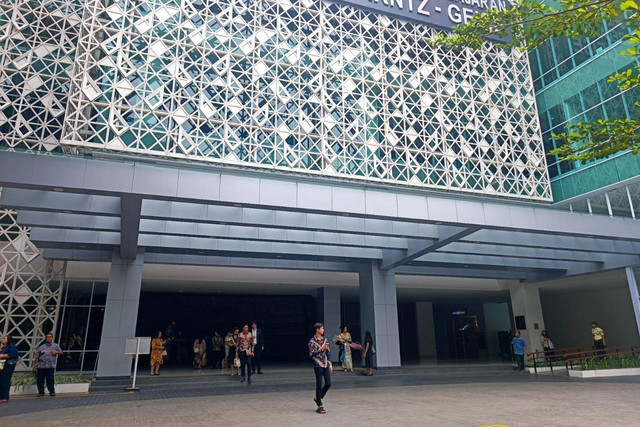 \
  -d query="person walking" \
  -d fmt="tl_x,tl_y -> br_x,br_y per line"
193,337 -> 206,369
511,331 -> 529,371
337,325 -> 354,372
0,335 -> 19,403
251,321 -> 264,375
223,331 -> 233,369
591,322 -> 606,356
229,328 -> 240,376
236,324 -> 254,384
150,331 -> 164,376
211,331 -> 224,369
540,330 -> 554,360
363,330 -> 374,376
309,323 -> 333,414
33,333 -> 63,397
